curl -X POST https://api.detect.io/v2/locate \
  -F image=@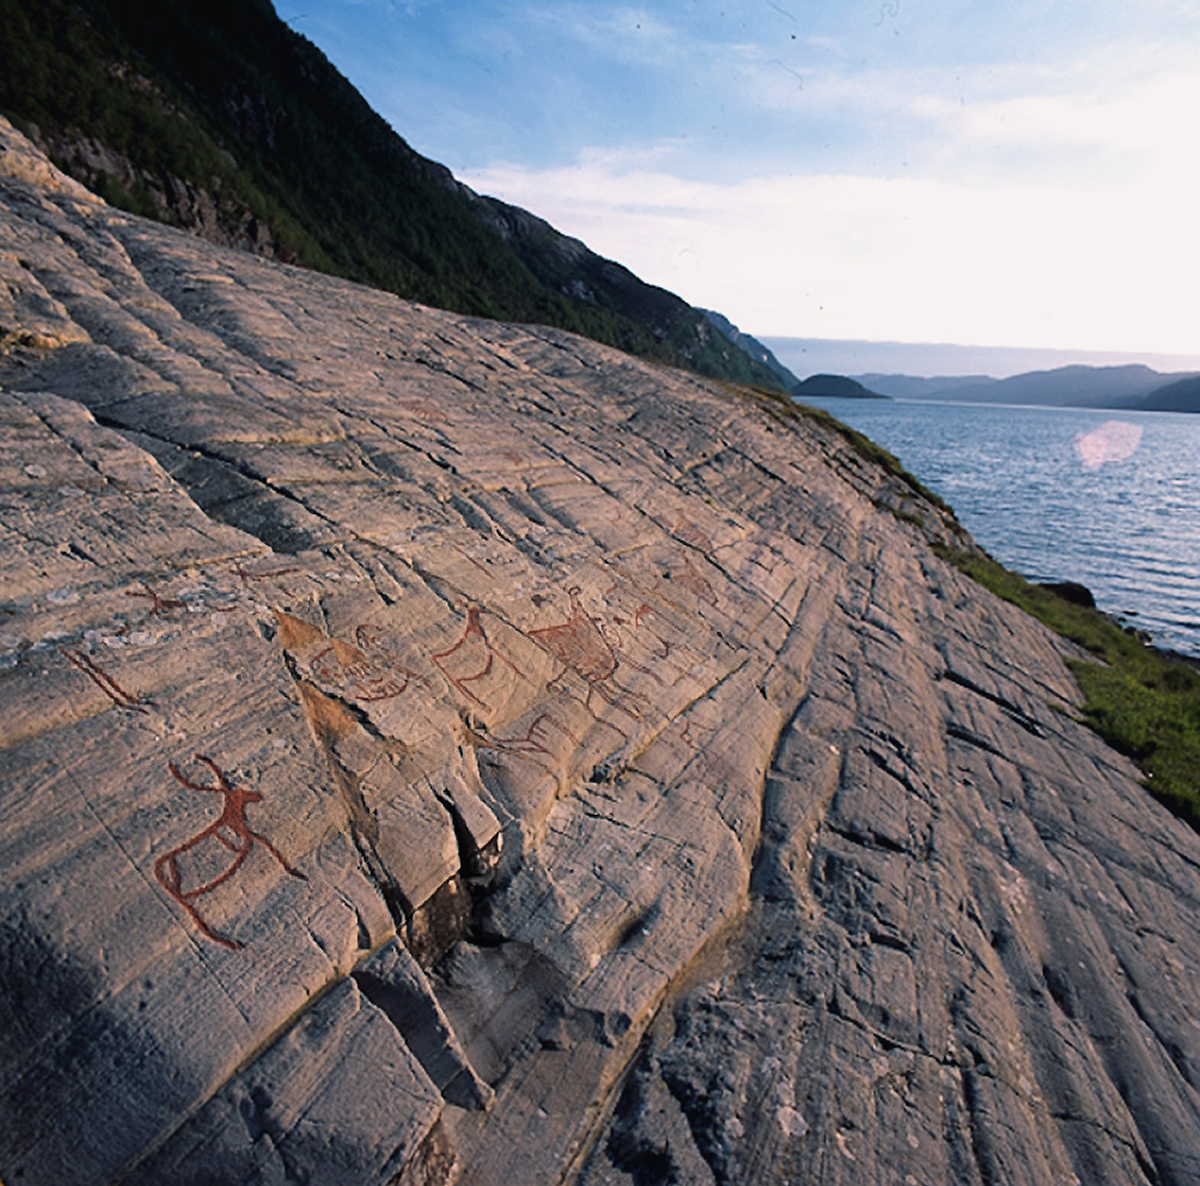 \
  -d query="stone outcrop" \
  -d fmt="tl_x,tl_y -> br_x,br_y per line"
2,117 -> 1200,1186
